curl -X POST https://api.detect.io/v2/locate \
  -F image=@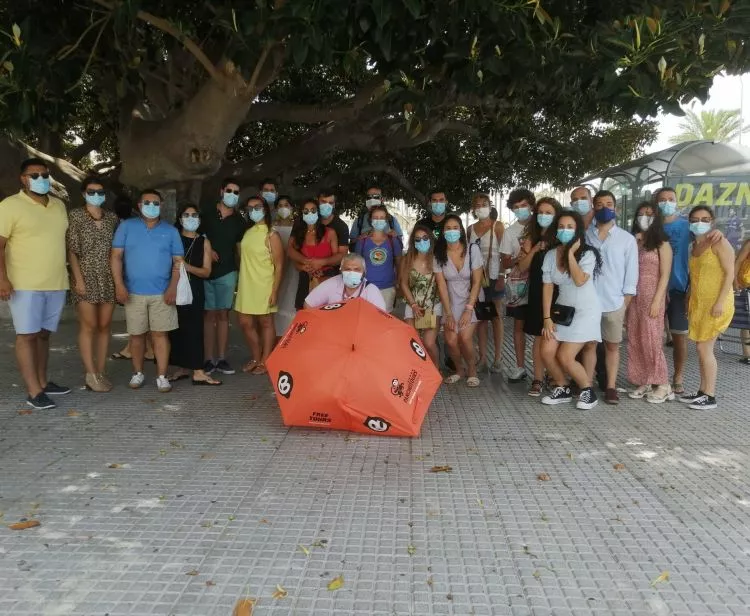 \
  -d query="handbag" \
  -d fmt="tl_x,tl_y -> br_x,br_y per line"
468,245 -> 497,321
550,303 -> 575,326
506,265 -> 529,307
176,237 -> 197,306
